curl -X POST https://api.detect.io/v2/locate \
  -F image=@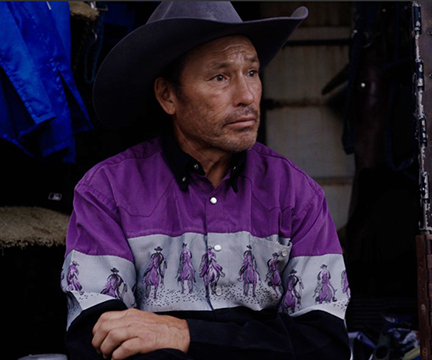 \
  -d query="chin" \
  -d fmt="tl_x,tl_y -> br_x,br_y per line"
222,136 -> 257,153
